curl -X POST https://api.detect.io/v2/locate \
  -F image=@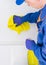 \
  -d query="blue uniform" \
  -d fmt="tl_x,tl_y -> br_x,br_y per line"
26,5 -> 46,64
